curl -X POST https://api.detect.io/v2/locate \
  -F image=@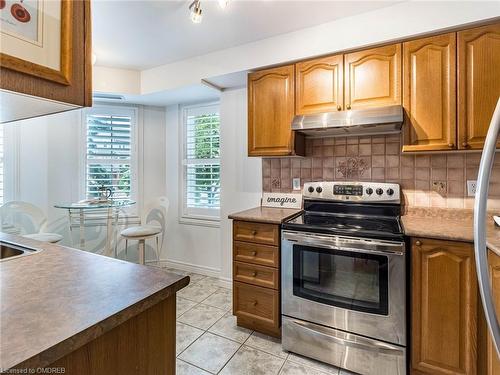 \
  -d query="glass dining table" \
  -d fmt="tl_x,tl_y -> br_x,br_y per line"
54,200 -> 136,256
